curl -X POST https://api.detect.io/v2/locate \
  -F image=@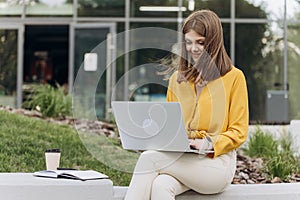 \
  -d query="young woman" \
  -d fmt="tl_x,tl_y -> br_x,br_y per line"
124,9 -> 249,200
